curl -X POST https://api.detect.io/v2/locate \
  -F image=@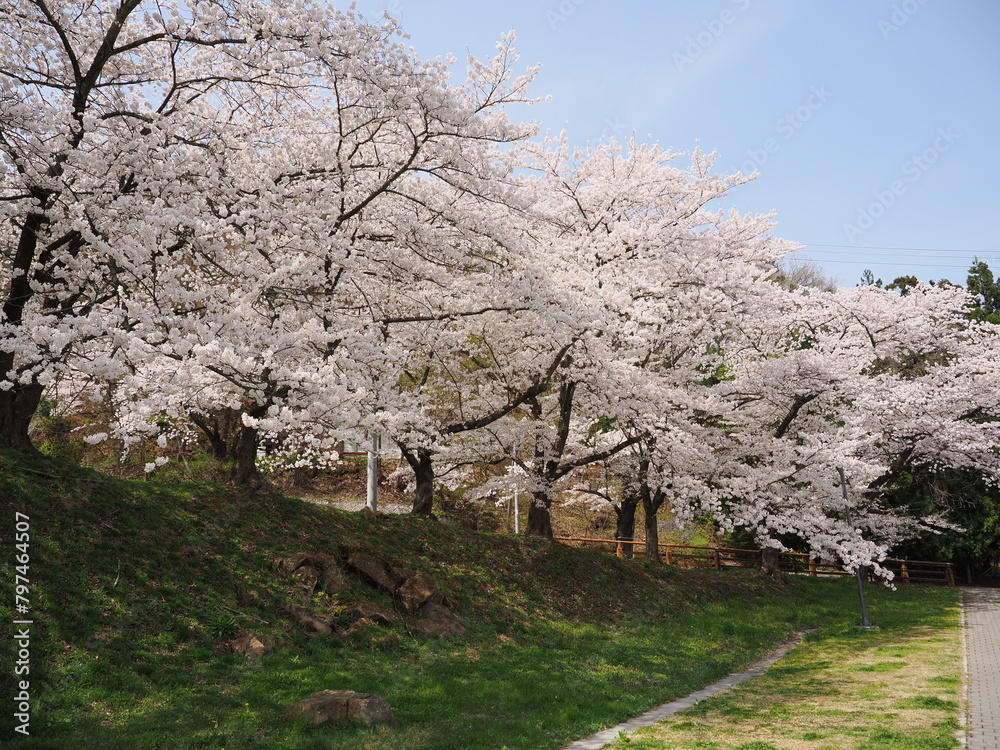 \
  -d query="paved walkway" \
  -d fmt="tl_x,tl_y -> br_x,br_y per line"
563,630 -> 815,750
966,587 -> 1000,750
